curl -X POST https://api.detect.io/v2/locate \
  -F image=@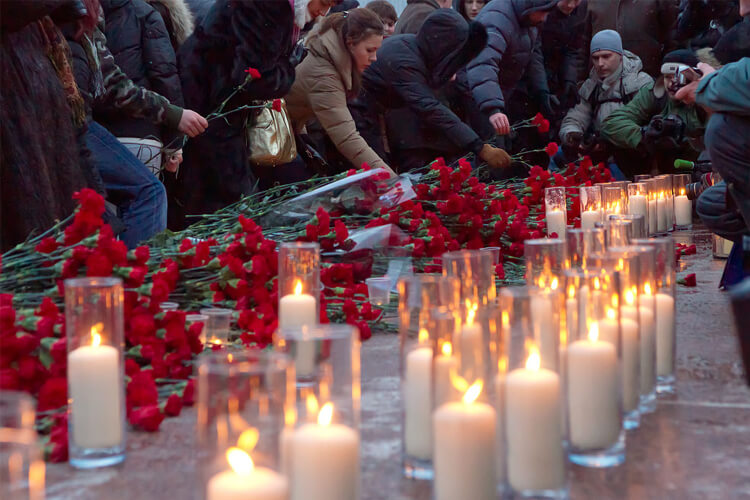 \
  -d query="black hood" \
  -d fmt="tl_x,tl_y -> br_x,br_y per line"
416,9 -> 488,87
100,0 -> 130,14
512,0 -> 558,25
